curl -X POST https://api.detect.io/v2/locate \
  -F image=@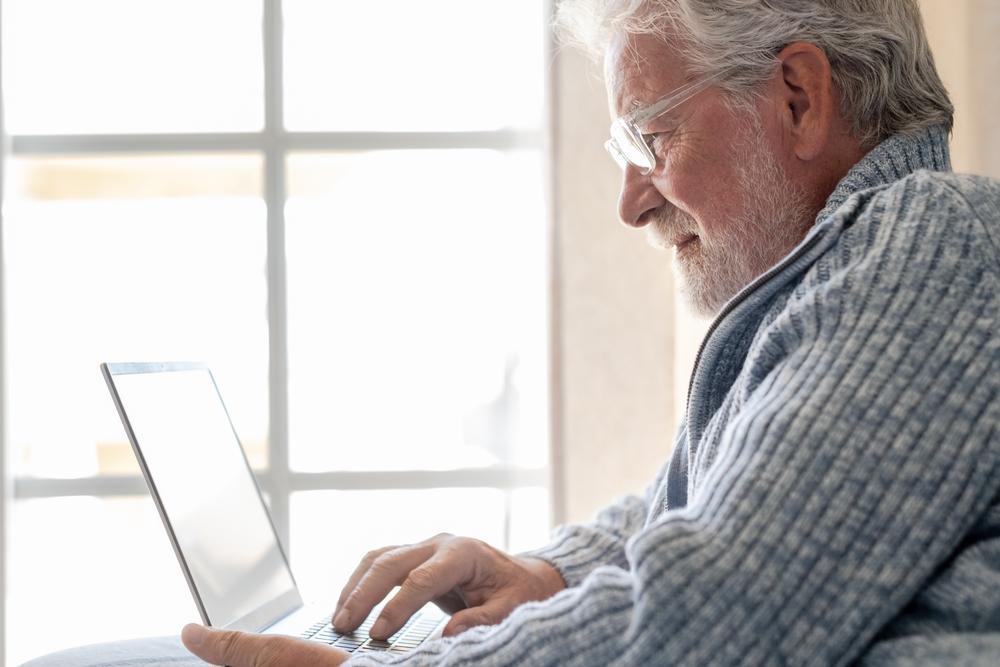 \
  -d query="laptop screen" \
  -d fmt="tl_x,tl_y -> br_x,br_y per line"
108,365 -> 297,628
